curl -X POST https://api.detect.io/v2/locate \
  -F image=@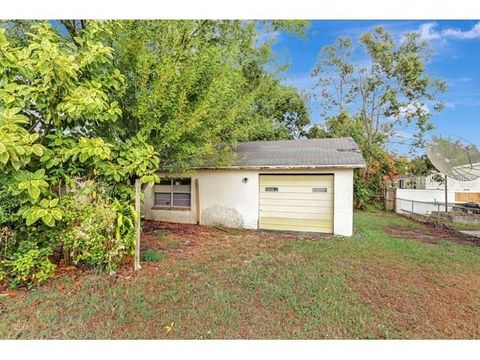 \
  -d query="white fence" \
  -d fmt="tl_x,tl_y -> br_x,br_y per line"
395,189 -> 455,215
